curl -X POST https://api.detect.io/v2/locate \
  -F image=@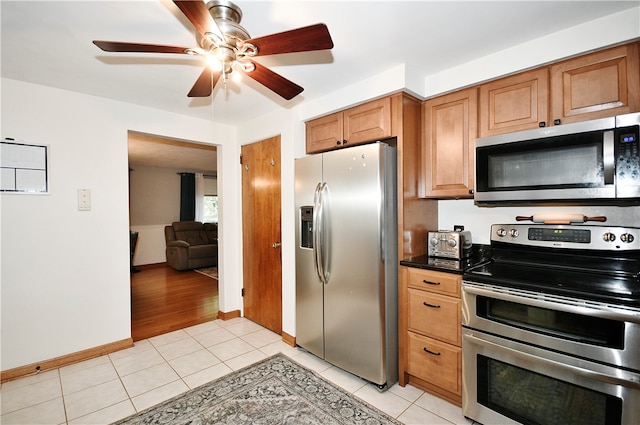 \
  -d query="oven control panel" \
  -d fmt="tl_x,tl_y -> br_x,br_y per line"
491,224 -> 640,251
